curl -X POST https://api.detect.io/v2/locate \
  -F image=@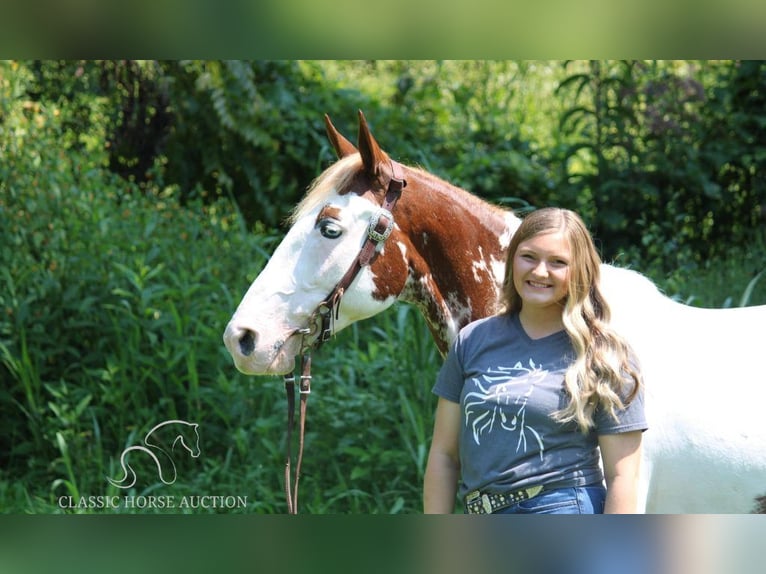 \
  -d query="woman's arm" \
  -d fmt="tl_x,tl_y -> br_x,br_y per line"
423,397 -> 461,514
599,430 -> 643,514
